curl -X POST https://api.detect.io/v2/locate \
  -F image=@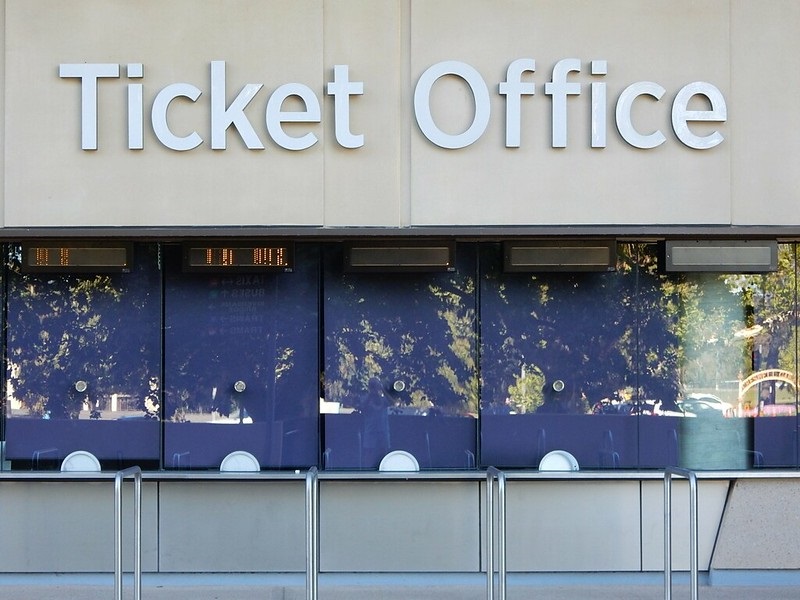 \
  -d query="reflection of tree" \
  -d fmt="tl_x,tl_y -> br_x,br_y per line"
630,243 -> 682,404
735,245 -> 797,376
6,244 -> 160,419
430,281 -> 478,413
325,247 -> 478,415
568,243 -> 795,405
670,245 -> 797,396
506,364 -> 545,413
163,244 -> 320,423
324,241 -> 797,418
481,242 -> 797,410
481,243 -> 636,410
